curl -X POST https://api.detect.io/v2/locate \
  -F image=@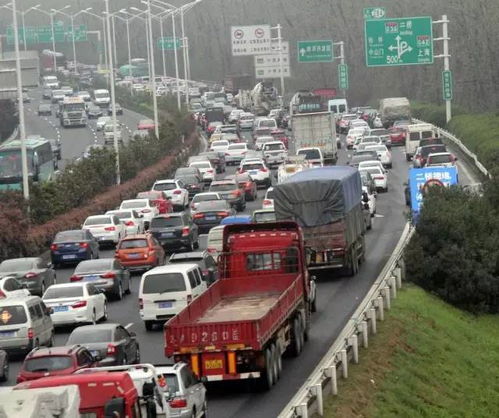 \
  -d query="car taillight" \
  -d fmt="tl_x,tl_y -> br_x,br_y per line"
207,169 -> 214,173
217,211 -> 230,217
173,190 -> 182,195
245,181 -> 253,188
79,242 -> 89,248
25,272 -> 38,279
263,199 -> 272,206
50,244 -> 58,251
207,248 -> 216,254
27,328 -> 34,339
141,209 -> 151,213
101,272 -> 116,279
72,300 -> 87,309
225,153 -> 230,156
187,295 -> 192,304
125,221 -> 135,226
104,226 -> 116,231
374,175 -> 385,180
182,227 -> 190,236
260,167 -> 268,172
70,275 -> 83,281
139,298 -> 143,310
169,398 -> 188,408
239,169 -> 245,173
193,213 -> 204,219
107,344 -> 117,355
232,189 -> 242,197
0,290 -> 5,298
